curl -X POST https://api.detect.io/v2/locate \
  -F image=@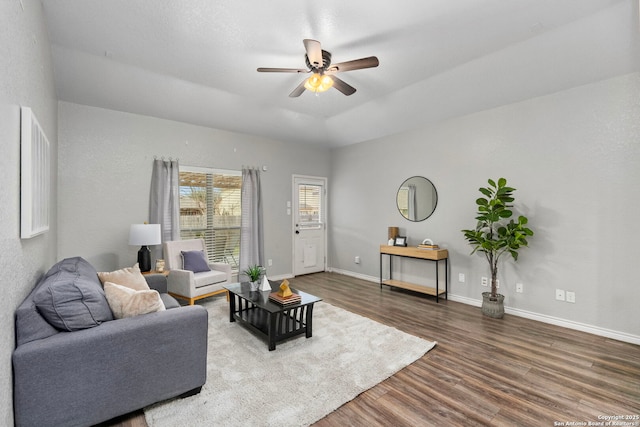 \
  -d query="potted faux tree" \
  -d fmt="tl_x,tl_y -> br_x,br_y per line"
461,178 -> 534,318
